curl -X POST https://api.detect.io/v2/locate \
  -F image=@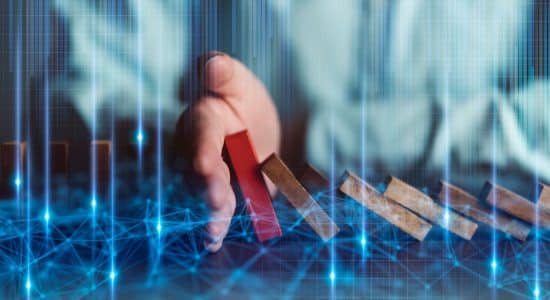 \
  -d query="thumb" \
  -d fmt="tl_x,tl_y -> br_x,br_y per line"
202,51 -> 253,98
